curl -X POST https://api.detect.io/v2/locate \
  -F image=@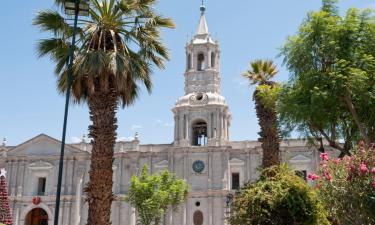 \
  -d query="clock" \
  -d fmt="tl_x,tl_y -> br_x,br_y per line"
192,160 -> 205,173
